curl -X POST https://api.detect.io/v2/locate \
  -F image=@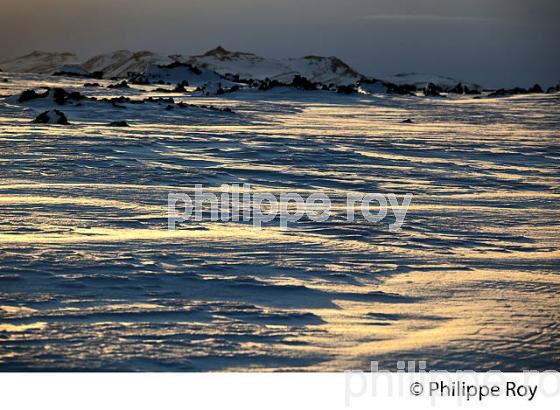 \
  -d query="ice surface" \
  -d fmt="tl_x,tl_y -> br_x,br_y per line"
0,73 -> 559,371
